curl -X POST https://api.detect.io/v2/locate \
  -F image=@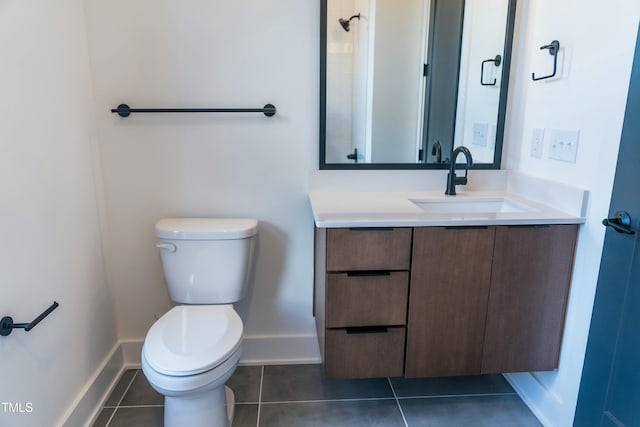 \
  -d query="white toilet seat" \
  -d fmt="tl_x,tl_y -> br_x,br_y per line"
143,305 -> 243,377
142,343 -> 242,396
